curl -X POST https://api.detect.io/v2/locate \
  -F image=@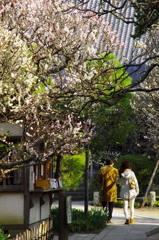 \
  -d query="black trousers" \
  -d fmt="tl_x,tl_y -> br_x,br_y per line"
102,201 -> 114,220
